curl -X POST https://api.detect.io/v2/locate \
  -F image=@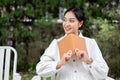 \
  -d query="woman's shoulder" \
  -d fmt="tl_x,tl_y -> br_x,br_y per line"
84,36 -> 94,40
79,32 -> 95,42
83,36 -> 97,43
49,35 -> 65,45
56,35 -> 66,42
